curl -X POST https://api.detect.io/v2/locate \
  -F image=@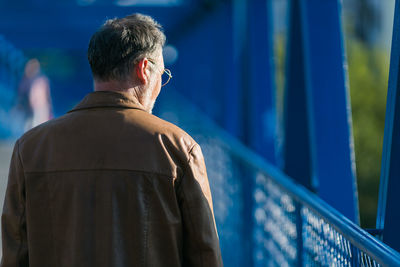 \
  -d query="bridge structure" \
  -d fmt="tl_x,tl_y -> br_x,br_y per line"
1,0 -> 400,266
